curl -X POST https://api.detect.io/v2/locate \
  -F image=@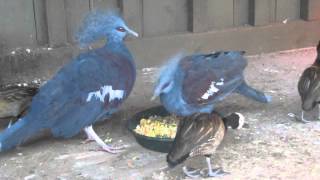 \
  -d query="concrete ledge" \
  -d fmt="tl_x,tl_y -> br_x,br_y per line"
0,48 -> 74,84
0,20 -> 320,84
